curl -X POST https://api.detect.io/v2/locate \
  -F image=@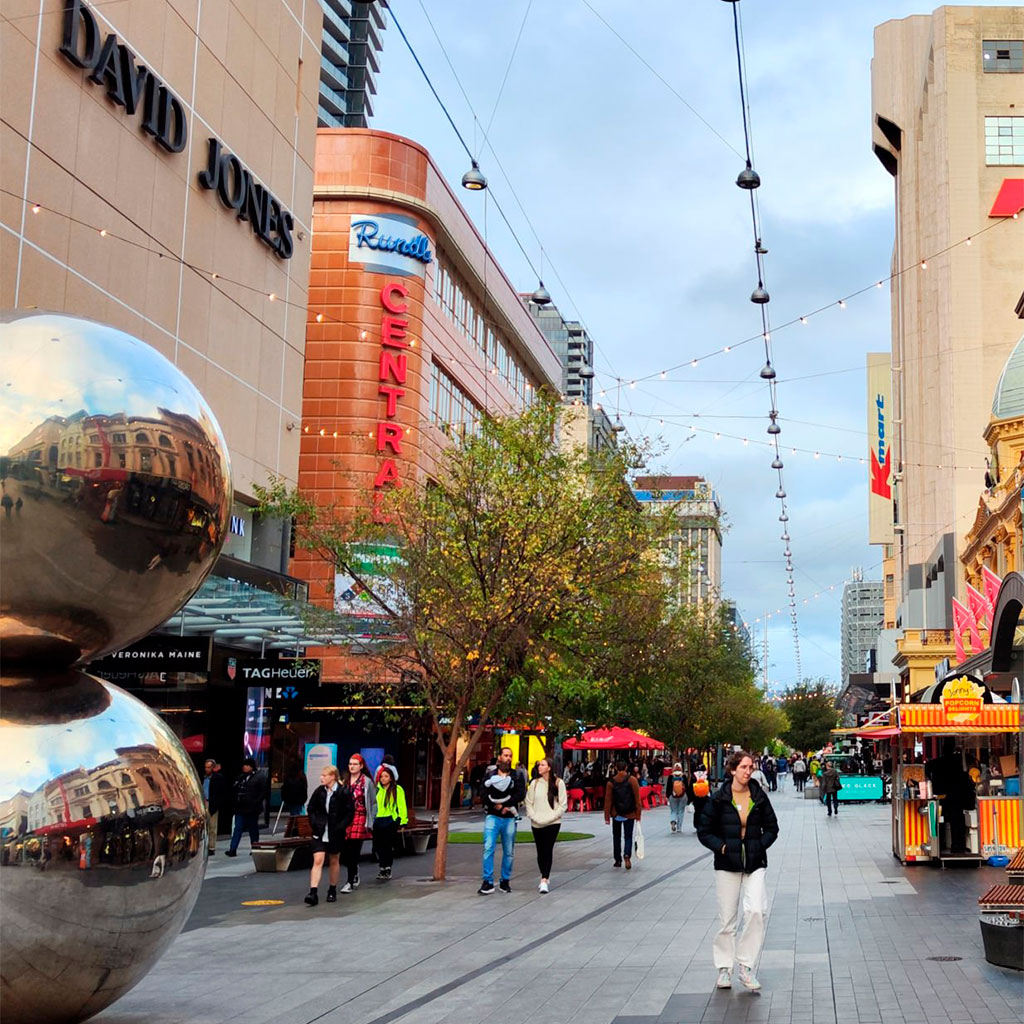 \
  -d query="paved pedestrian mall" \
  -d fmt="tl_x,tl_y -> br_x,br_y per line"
94,785 -> 1023,1024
